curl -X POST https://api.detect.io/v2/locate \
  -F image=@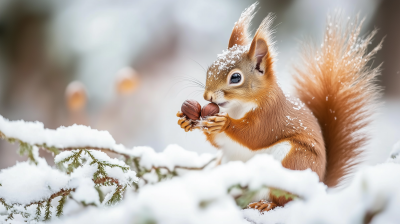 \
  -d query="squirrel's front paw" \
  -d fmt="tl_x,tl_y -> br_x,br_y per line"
177,111 -> 195,132
201,113 -> 230,133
